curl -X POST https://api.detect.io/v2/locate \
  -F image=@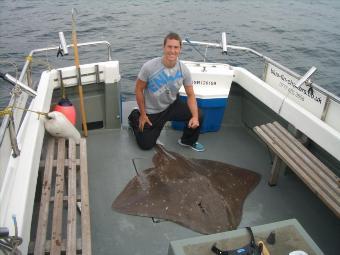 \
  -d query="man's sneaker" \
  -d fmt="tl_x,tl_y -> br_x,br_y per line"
177,139 -> 205,152
156,139 -> 164,146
